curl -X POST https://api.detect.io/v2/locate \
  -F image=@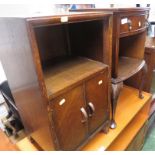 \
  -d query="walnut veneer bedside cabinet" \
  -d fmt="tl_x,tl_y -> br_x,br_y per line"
0,12 -> 112,150
71,8 -> 150,128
